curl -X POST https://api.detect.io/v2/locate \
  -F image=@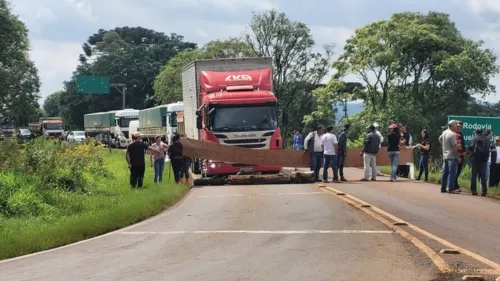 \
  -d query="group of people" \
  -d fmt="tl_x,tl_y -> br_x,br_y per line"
125,133 -> 191,188
439,120 -> 496,196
